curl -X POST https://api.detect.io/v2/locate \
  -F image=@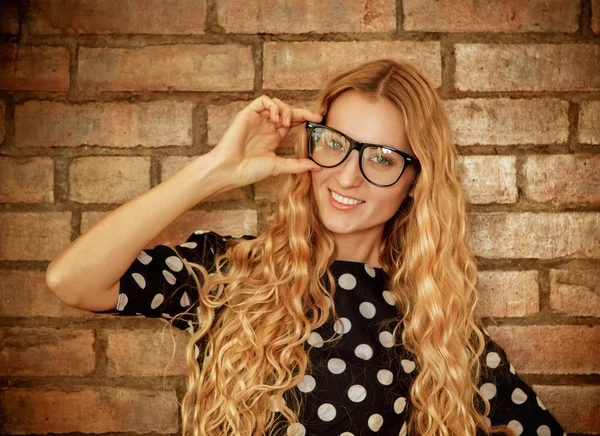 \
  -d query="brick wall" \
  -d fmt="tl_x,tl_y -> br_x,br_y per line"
0,0 -> 599,434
